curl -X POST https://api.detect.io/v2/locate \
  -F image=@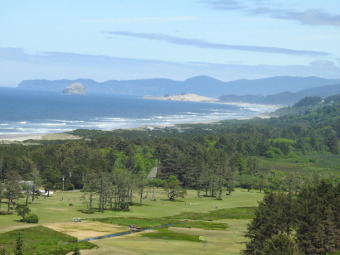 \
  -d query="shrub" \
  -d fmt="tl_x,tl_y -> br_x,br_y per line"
24,213 -> 39,223
0,211 -> 13,215
80,209 -> 96,214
